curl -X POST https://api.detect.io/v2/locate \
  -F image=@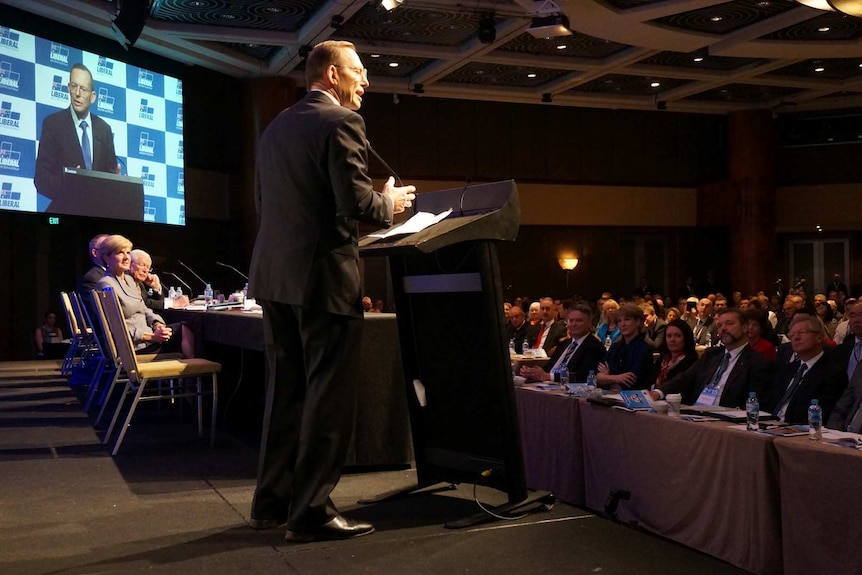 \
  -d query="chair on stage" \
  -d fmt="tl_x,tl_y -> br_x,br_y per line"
60,291 -> 104,383
98,287 -> 221,455
86,289 -> 183,425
